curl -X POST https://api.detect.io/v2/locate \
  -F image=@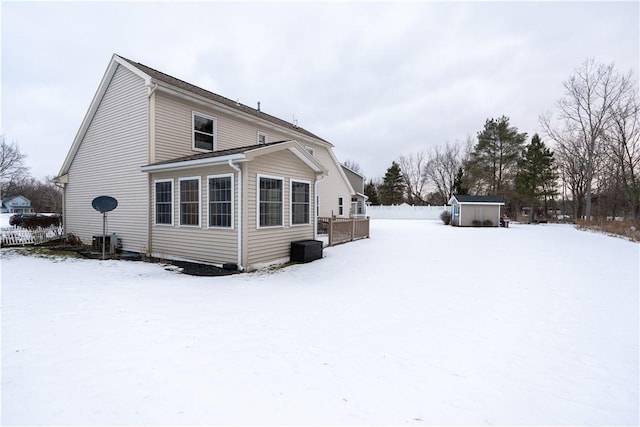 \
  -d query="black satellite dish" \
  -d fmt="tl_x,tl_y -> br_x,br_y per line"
92,196 -> 118,213
91,196 -> 118,260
